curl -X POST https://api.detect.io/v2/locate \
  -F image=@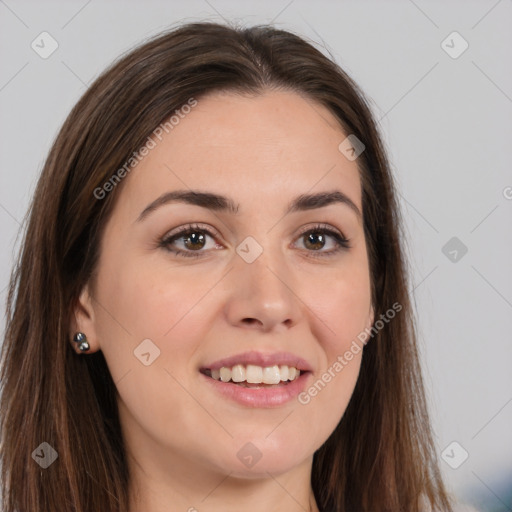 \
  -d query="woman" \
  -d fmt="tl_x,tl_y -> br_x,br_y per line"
0,21 -> 456,511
